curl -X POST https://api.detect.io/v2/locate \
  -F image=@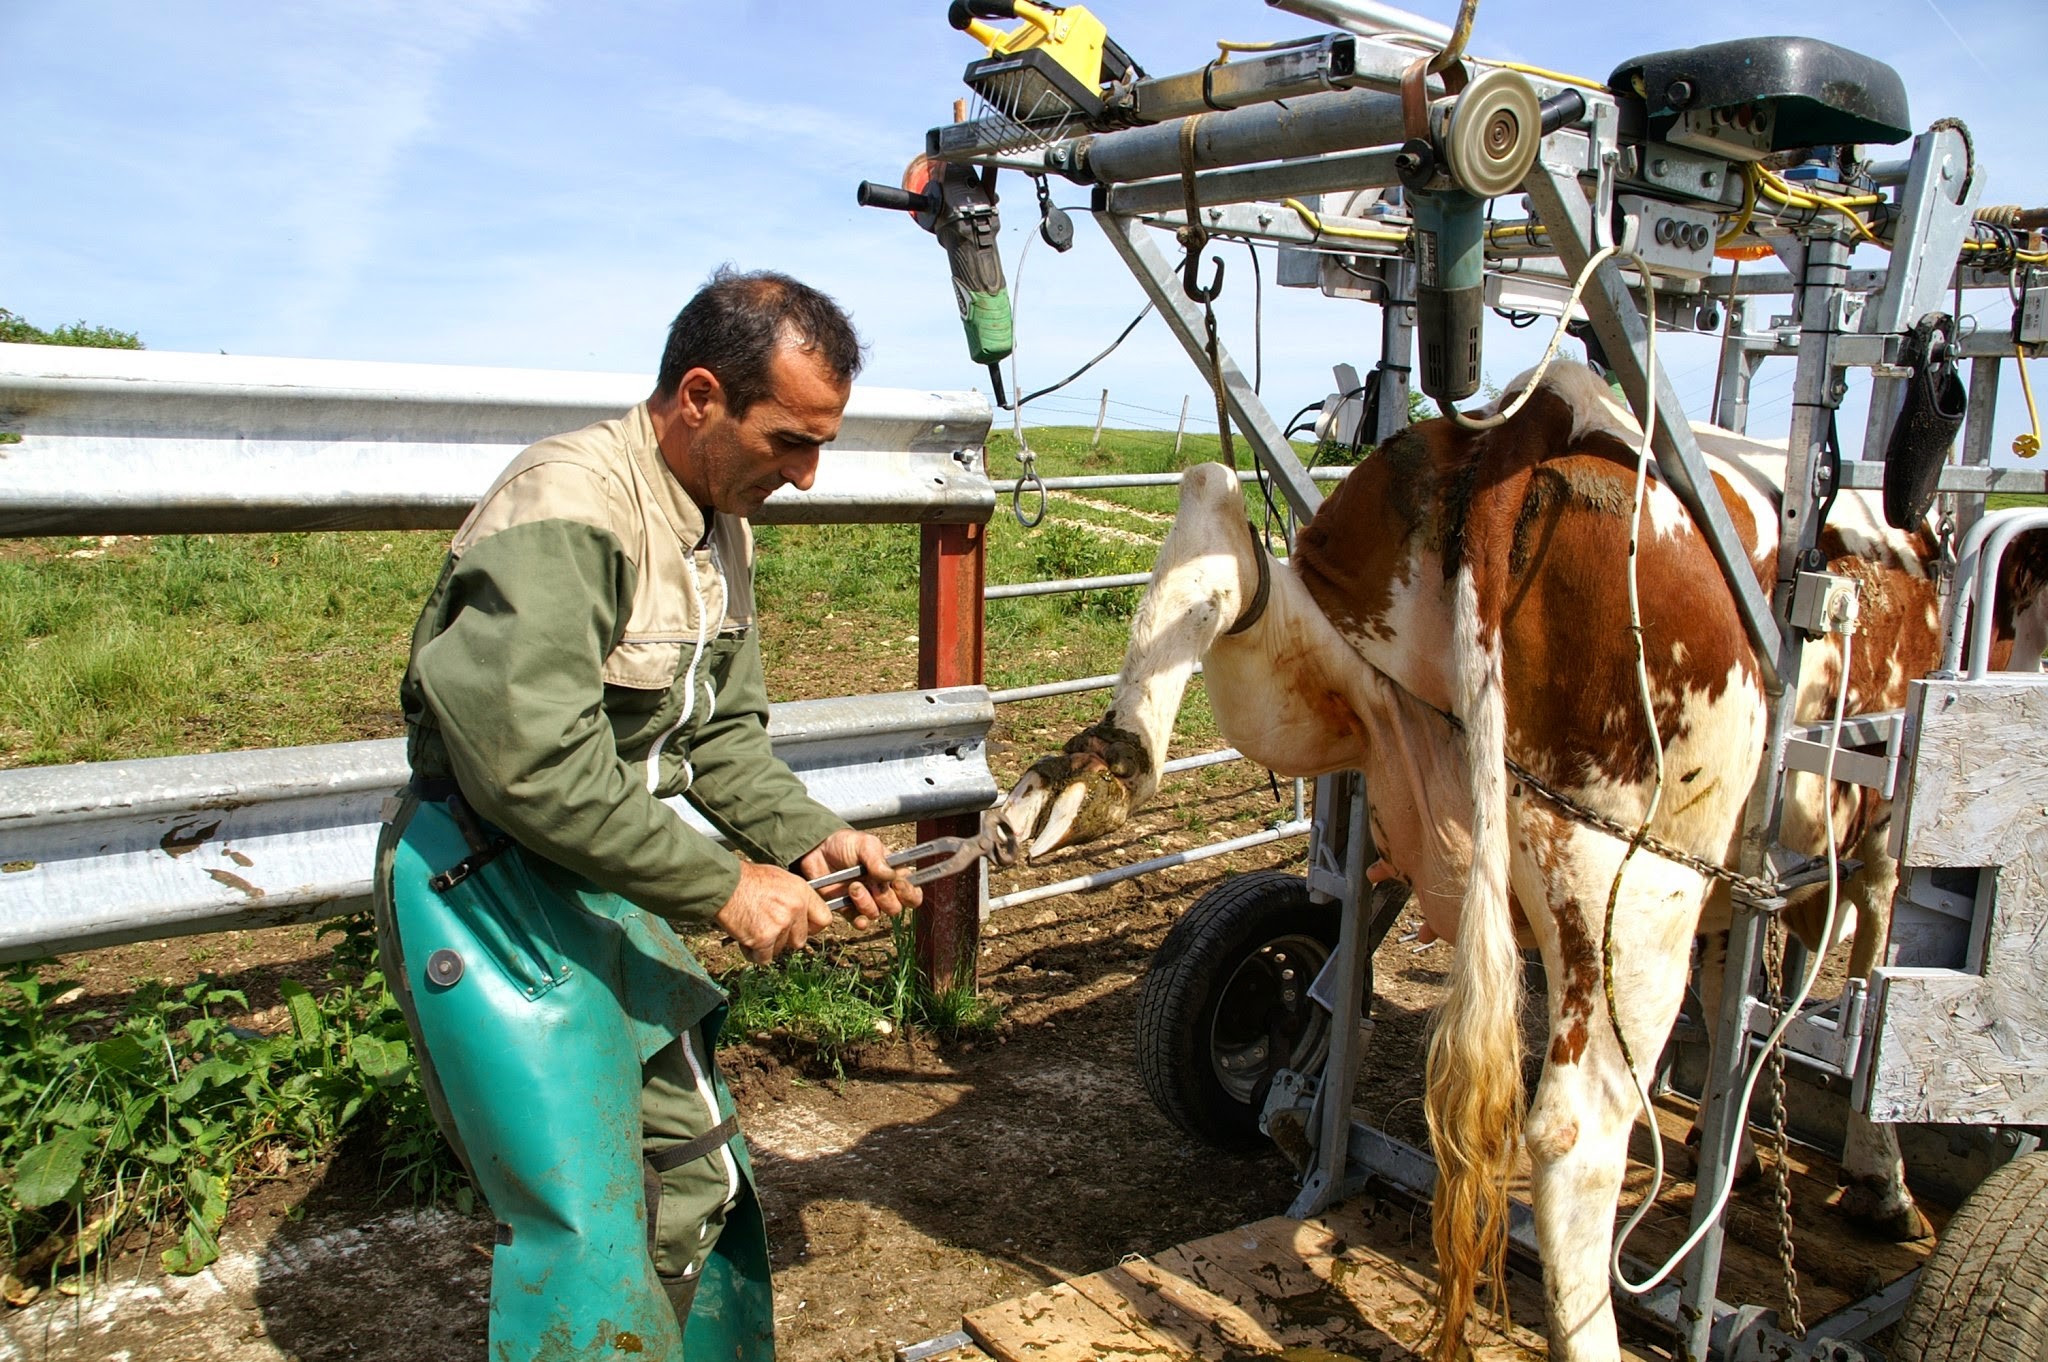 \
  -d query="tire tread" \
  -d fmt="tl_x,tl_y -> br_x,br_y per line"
1893,1150 -> 2048,1362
